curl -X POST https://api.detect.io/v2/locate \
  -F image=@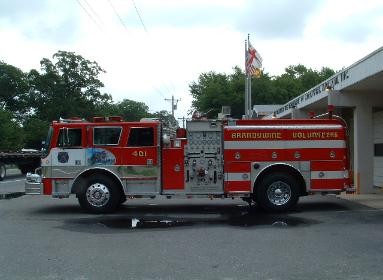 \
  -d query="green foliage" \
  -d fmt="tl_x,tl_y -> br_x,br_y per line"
102,99 -> 150,121
150,110 -> 178,128
28,51 -> 112,121
0,61 -> 29,119
190,67 -> 249,118
0,110 -> 24,150
22,118 -> 50,150
190,64 -> 336,118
